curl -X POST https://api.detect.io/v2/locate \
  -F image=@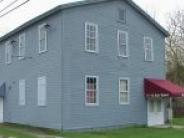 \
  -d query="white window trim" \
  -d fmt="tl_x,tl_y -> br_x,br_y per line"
85,75 -> 99,107
144,37 -> 154,62
119,77 -> 130,105
19,79 -> 26,106
85,22 -> 99,53
5,41 -> 12,65
37,76 -> 47,107
38,23 -> 48,54
117,30 -> 129,58
19,33 -> 26,60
